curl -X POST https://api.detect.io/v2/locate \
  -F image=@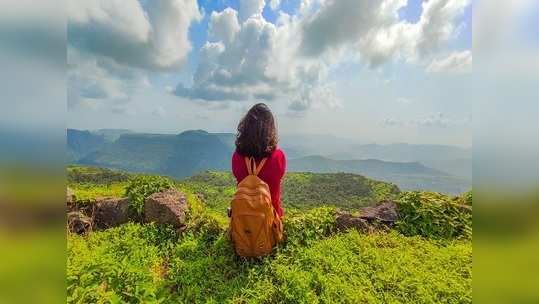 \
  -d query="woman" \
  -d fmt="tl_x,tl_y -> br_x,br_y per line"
231,103 -> 286,218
